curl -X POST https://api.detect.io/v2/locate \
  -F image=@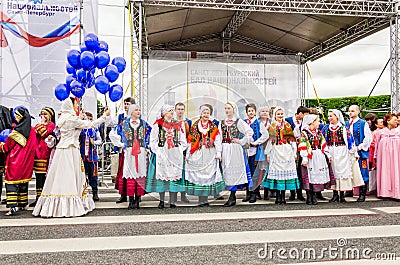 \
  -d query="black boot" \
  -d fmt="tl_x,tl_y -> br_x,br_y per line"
306,190 -> 312,205
135,196 -> 140,209
275,191 -> 281,204
289,190 -> 296,201
339,191 -> 346,203
344,190 -> 353,197
169,192 -> 177,208
357,185 -> 366,202
296,189 -> 306,201
116,194 -> 127,203
249,191 -> 257,203
255,188 -> 262,200
280,190 -> 286,205
92,188 -> 99,202
158,192 -> 165,209
224,191 -> 236,207
329,190 -> 339,202
29,197 -> 39,207
316,192 -> 326,200
242,187 -> 251,202
311,191 -> 318,205
264,189 -> 270,200
128,196 -> 135,209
